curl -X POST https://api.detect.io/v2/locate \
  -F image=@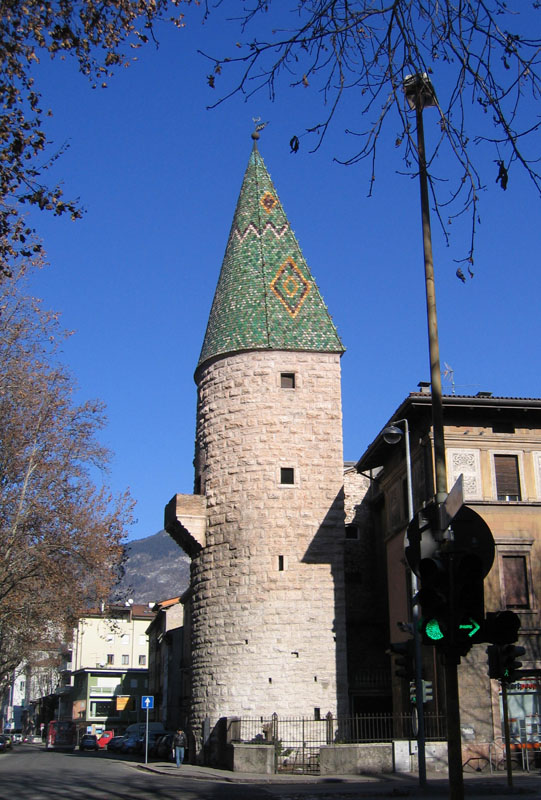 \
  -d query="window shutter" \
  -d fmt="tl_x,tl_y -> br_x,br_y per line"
502,555 -> 529,608
494,454 -> 521,500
